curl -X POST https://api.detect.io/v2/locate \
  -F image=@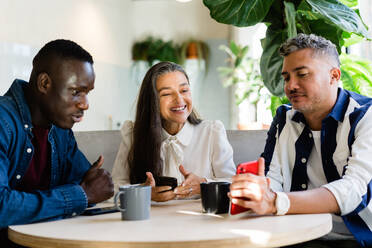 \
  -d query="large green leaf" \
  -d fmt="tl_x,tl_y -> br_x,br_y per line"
341,53 -> 372,97
341,67 -> 360,94
270,96 -> 290,117
284,1 -> 297,38
342,58 -> 372,85
342,32 -> 364,47
302,0 -> 369,38
203,0 -> 275,27
306,19 -> 344,53
262,0 -> 285,28
338,0 -> 358,8
230,41 -> 239,56
260,28 -> 287,96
